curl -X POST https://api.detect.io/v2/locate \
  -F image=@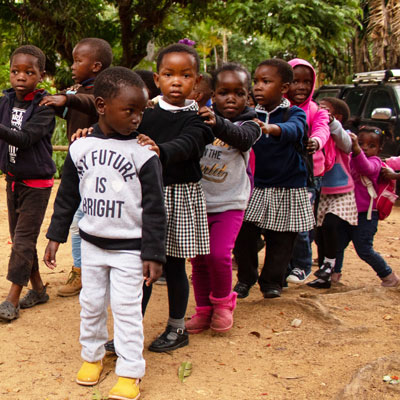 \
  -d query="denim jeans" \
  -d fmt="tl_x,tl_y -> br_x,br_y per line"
335,211 -> 392,278
70,206 -> 84,268
287,177 -> 322,276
